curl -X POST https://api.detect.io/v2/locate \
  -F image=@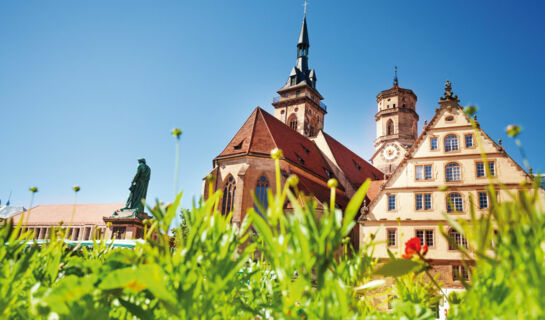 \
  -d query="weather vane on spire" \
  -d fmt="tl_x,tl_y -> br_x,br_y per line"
302,0 -> 309,15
